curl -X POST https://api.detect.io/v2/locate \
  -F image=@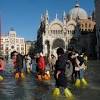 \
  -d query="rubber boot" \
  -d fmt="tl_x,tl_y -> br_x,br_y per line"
64,88 -> 73,98
75,79 -> 81,88
15,73 -> 19,79
81,78 -> 88,87
46,71 -> 51,79
0,75 -> 4,81
21,72 -> 25,79
52,88 -> 60,96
